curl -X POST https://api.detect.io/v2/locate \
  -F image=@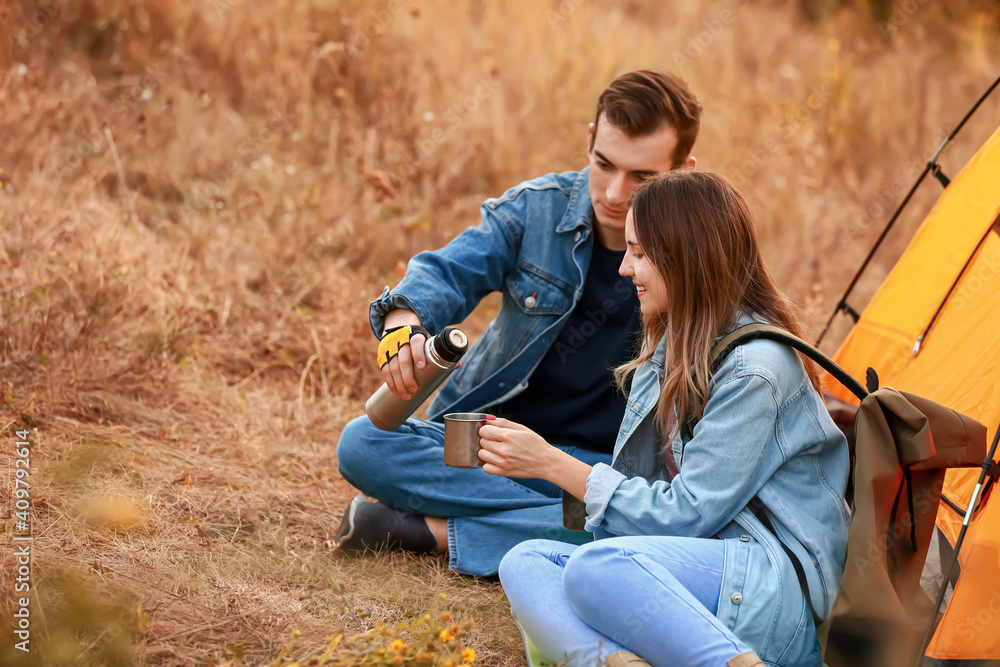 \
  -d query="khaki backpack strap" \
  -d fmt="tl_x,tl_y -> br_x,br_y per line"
709,323 -> 868,402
